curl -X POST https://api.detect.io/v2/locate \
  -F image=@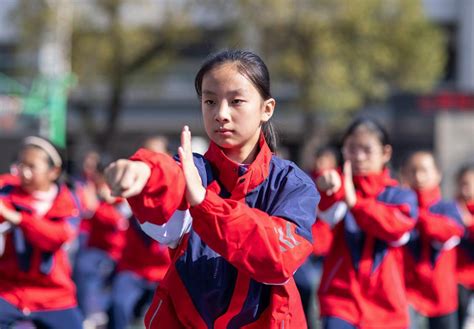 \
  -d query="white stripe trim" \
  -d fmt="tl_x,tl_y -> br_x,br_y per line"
318,201 -> 347,227
140,209 -> 192,248
431,236 -> 461,250
388,232 -> 410,247
148,299 -> 163,328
